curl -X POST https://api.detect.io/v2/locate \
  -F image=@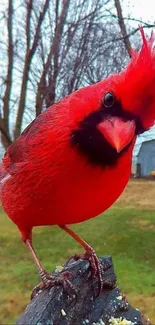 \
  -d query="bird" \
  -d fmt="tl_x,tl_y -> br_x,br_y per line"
1,27 -> 155,295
